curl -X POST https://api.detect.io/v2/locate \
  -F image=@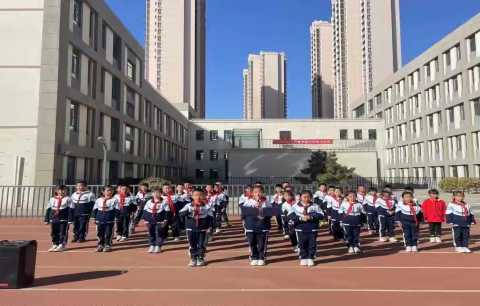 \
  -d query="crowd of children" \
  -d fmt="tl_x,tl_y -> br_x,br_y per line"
45,180 -> 476,267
